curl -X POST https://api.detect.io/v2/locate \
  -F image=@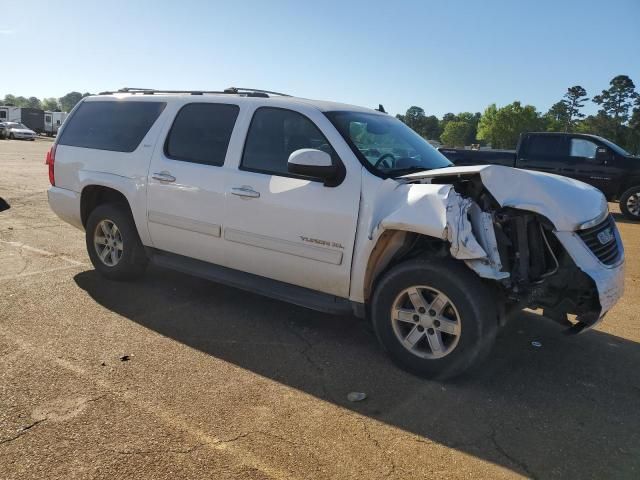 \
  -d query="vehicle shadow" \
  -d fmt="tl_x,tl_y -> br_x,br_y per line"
612,212 -> 639,225
74,267 -> 640,479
